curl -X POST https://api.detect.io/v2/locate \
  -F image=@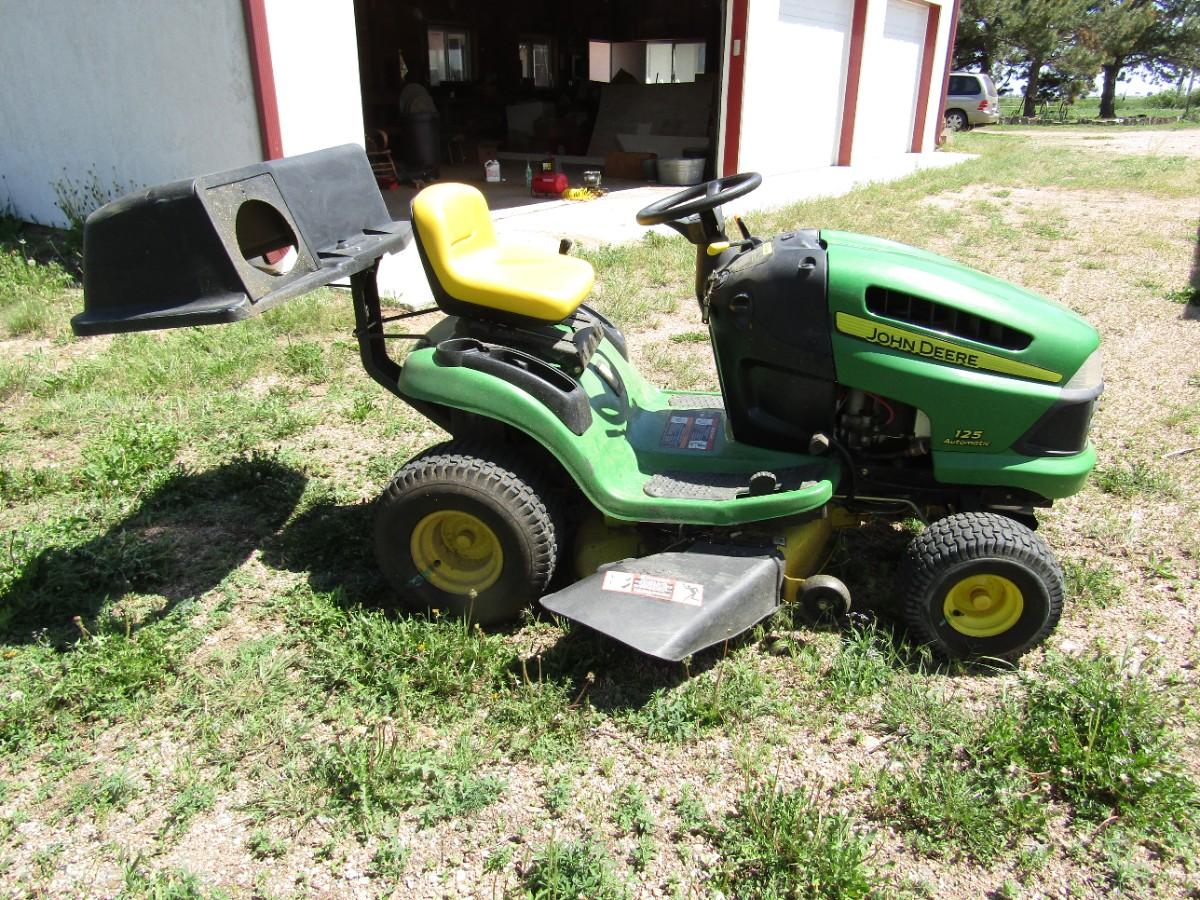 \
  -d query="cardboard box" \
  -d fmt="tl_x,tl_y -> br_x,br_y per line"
604,151 -> 657,180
